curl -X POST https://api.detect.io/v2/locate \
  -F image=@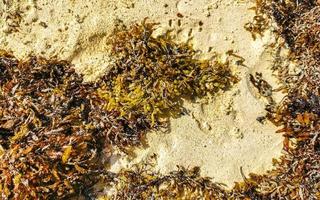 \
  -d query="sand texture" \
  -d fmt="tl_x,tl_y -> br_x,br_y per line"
0,0 -> 283,188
